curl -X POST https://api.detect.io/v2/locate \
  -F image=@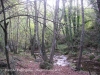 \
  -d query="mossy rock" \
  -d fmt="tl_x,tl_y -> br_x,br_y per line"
39,61 -> 53,70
